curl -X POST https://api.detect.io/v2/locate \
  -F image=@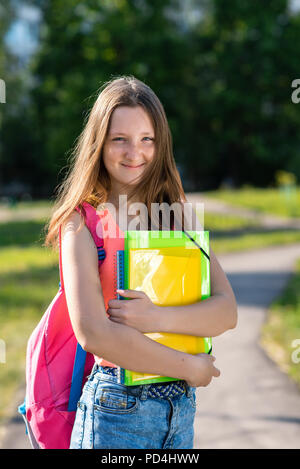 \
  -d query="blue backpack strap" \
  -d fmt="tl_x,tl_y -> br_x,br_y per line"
18,399 -> 28,435
68,343 -> 87,411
